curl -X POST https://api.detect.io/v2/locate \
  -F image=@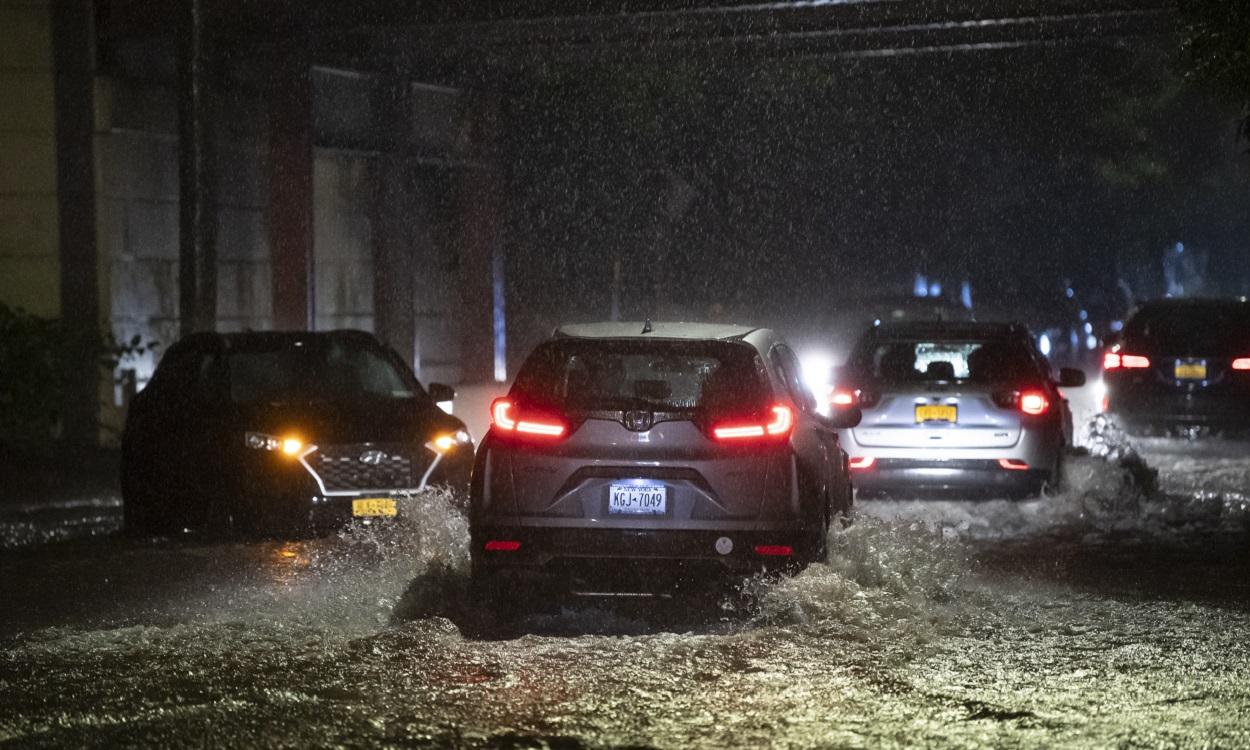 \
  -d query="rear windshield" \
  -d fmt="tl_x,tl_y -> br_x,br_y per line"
512,339 -> 766,412
852,338 -> 1042,384
1124,304 -> 1250,356
225,339 -> 418,404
